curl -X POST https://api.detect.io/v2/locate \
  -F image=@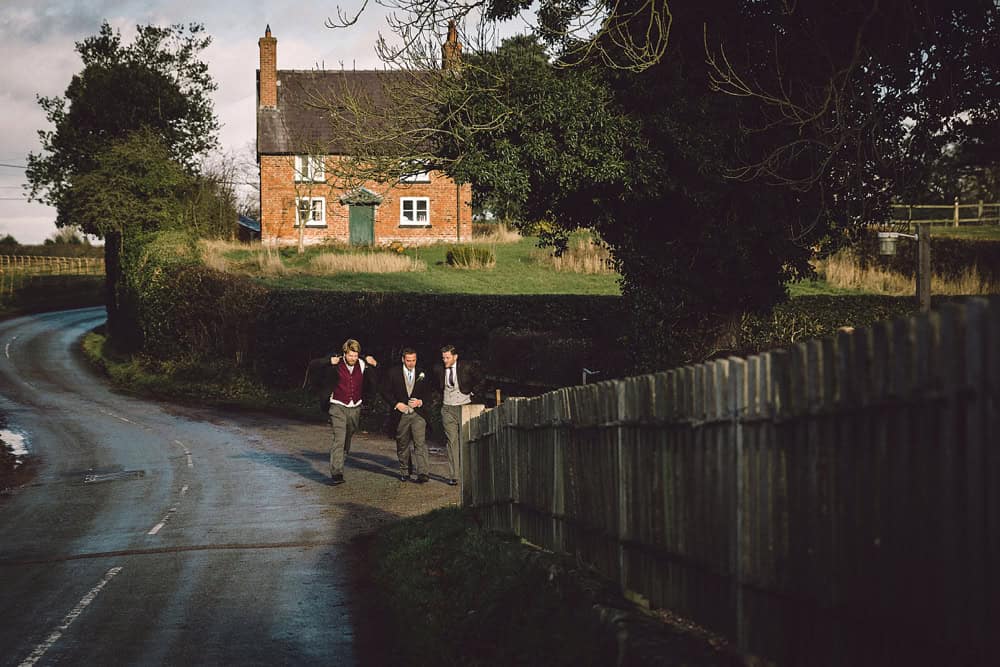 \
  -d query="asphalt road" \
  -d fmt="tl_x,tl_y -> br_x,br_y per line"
0,307 -> 455,665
